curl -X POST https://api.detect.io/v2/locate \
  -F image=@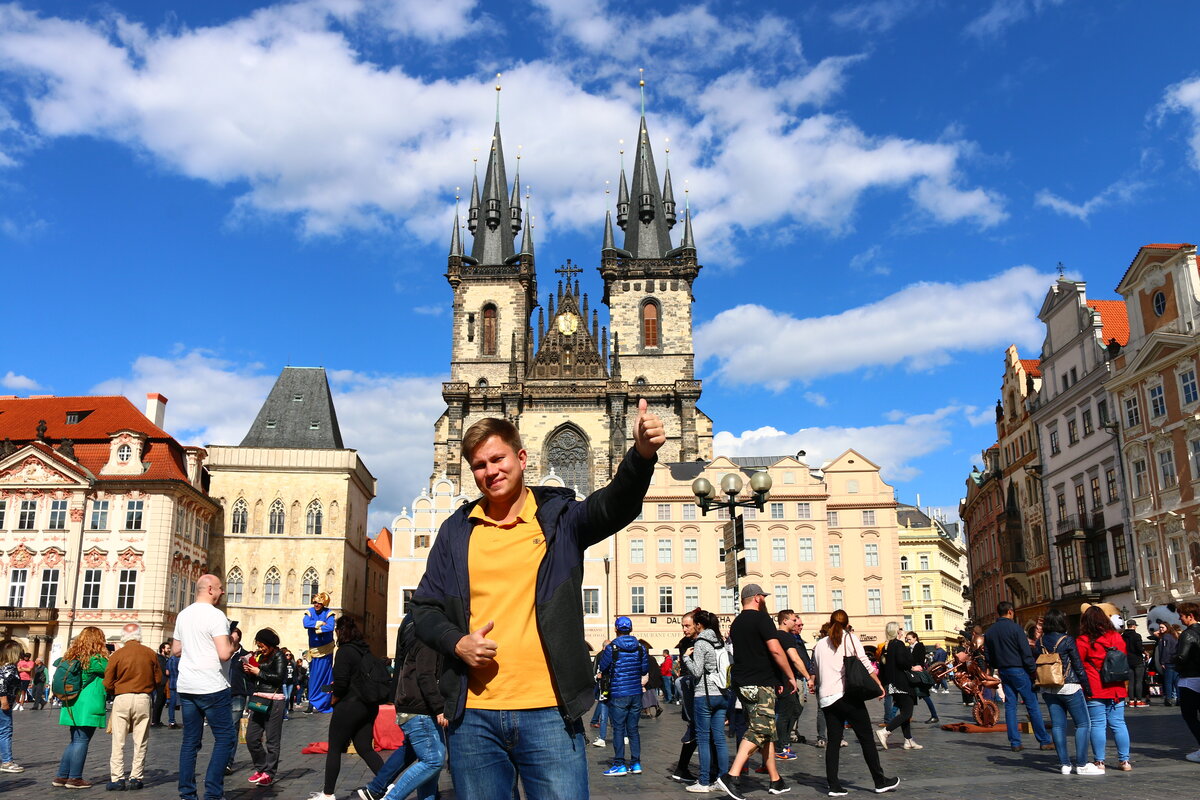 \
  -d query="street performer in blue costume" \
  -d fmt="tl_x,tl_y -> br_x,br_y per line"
303,592 -> 336,713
